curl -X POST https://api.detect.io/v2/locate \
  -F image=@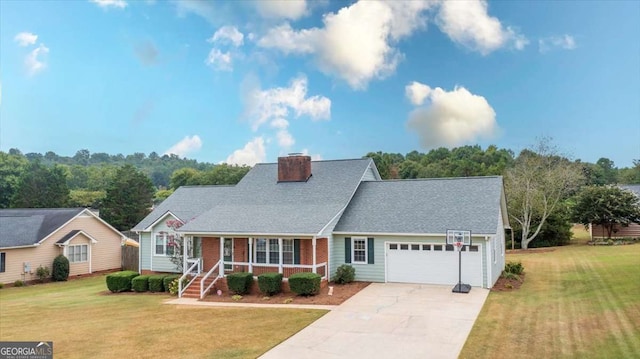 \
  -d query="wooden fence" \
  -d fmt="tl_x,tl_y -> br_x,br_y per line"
121,245 -> 139,272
